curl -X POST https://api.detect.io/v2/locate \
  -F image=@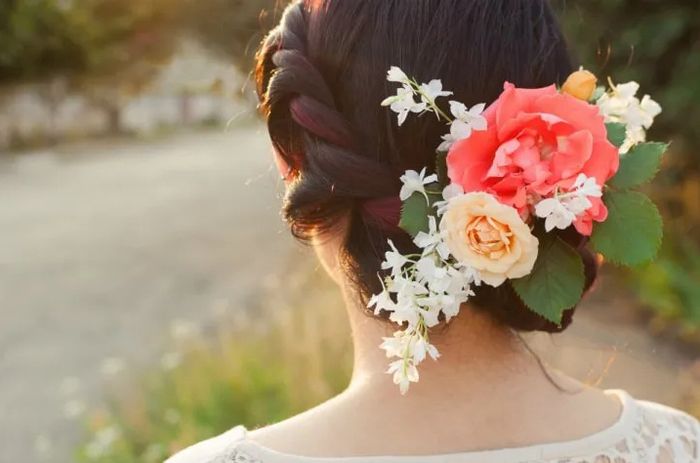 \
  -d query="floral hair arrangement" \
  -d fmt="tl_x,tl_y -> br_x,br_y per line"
371,66 -> 667,394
